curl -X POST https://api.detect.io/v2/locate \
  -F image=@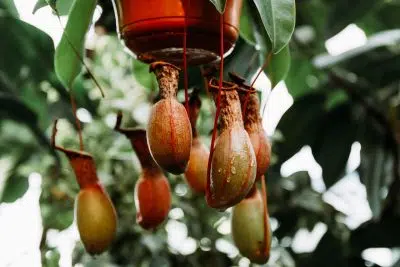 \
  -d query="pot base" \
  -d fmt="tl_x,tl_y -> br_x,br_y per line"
122,30 -> 237,66
138,47 -> 230,66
